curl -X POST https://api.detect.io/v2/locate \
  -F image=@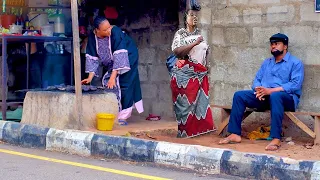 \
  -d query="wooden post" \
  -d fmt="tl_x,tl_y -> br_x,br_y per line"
315,116 -> 320,145
70,0 -> 83,129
